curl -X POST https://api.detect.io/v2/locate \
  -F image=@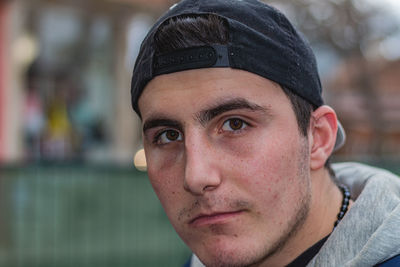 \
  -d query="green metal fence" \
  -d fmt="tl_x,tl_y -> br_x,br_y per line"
0,161 -> 398,267
0,165 -> 190,267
